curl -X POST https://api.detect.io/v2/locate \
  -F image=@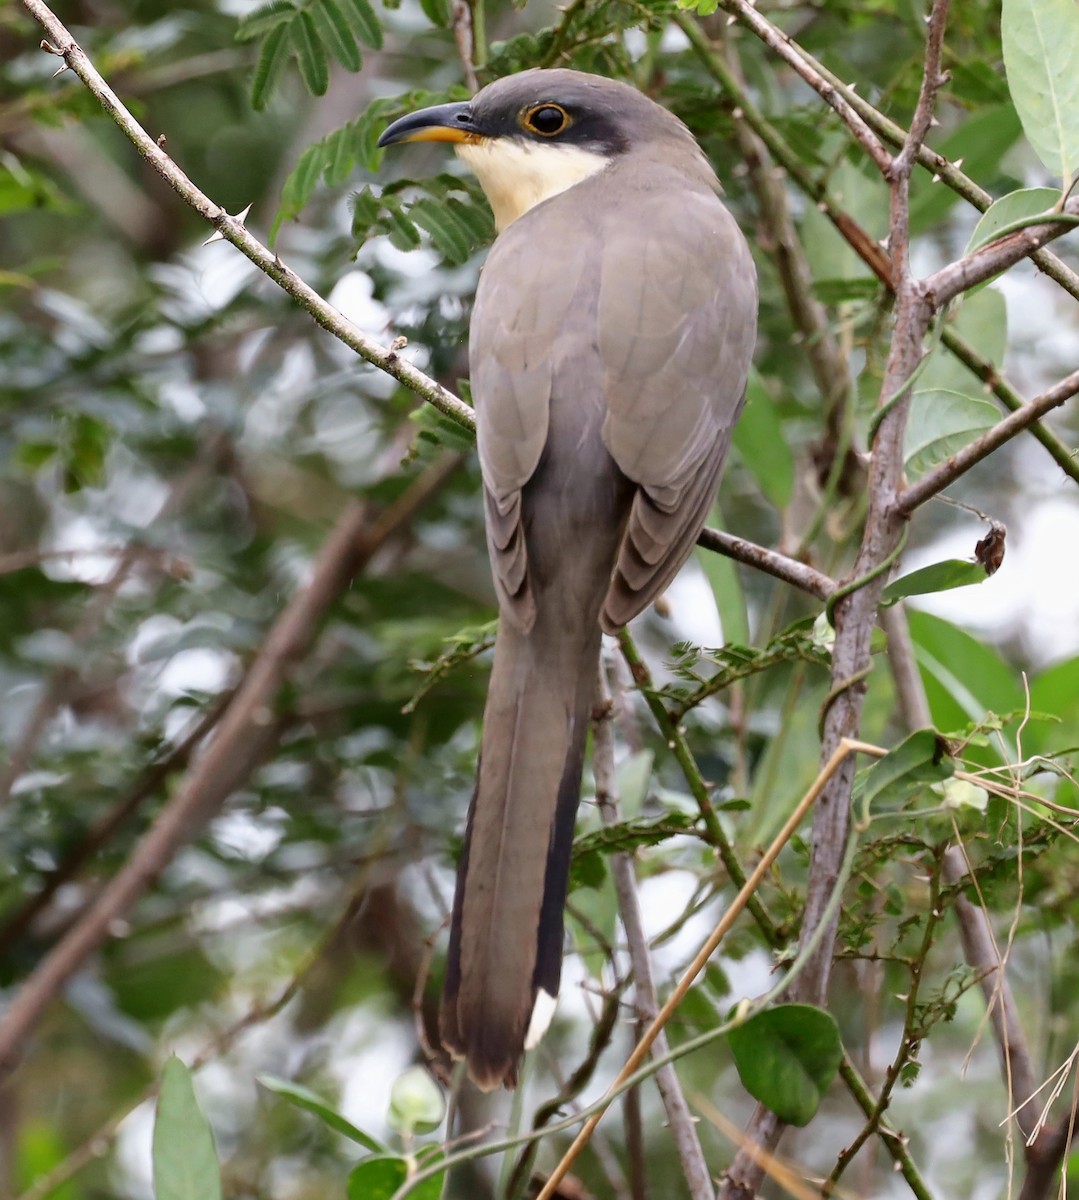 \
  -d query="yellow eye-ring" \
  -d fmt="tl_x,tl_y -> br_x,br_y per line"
523,104 -> 570,137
